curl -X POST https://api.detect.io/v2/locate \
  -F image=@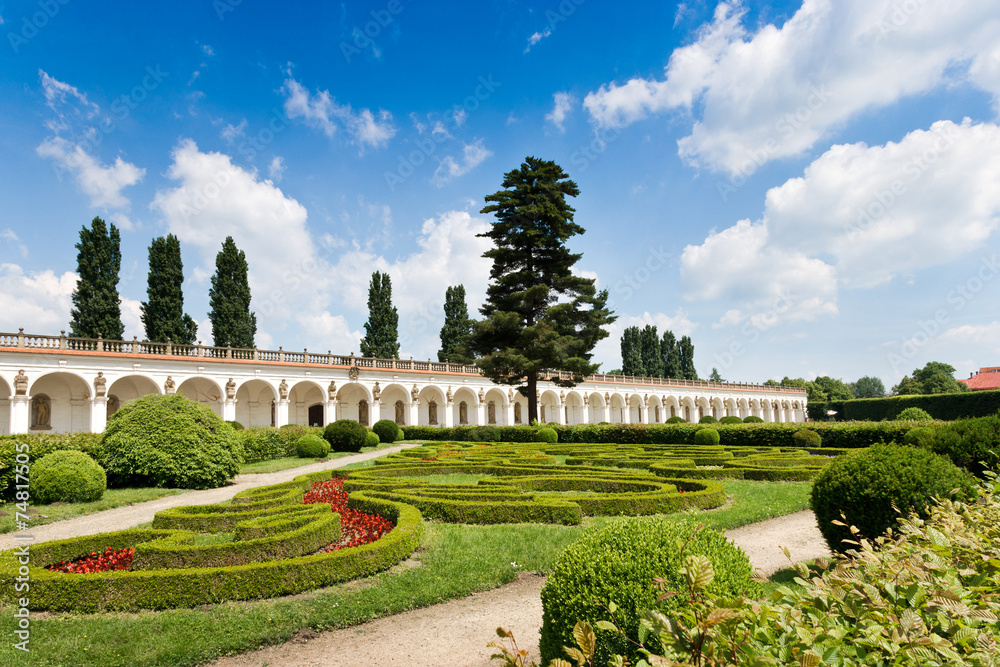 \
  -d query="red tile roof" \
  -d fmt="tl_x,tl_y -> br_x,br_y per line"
959,367 -> 1000,391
